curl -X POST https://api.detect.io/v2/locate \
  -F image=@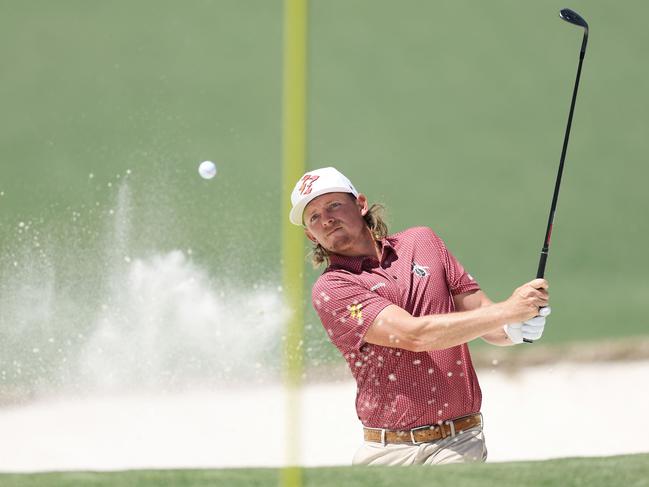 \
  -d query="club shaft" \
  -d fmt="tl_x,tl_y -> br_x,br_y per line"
536,41 -> 586,279
525,31 -> 587,344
